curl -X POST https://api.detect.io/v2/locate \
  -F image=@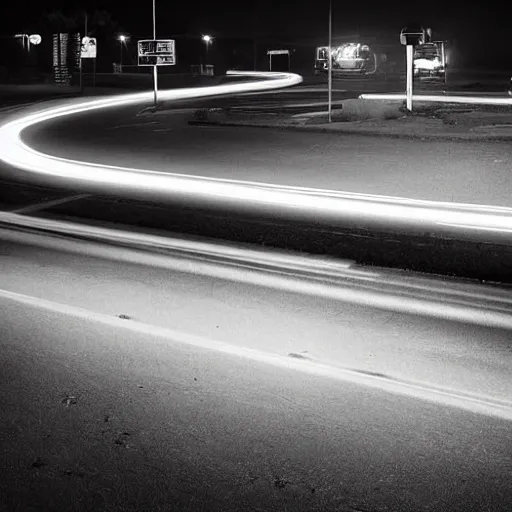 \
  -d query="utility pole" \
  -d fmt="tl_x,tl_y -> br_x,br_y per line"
152,0 -> 158,109
328,0 -> 332,123
80,14 -> 88,93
